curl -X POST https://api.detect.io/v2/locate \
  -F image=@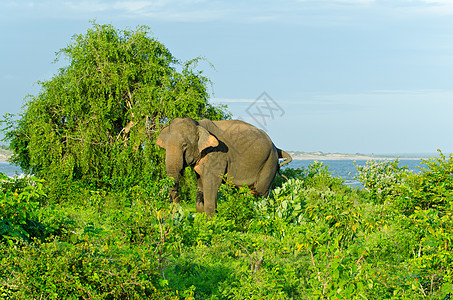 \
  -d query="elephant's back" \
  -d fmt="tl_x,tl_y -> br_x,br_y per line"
204,119 -> 279,186
212,120 -> 273,151
214,119 -> 277,169
210,120 -> 270,139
